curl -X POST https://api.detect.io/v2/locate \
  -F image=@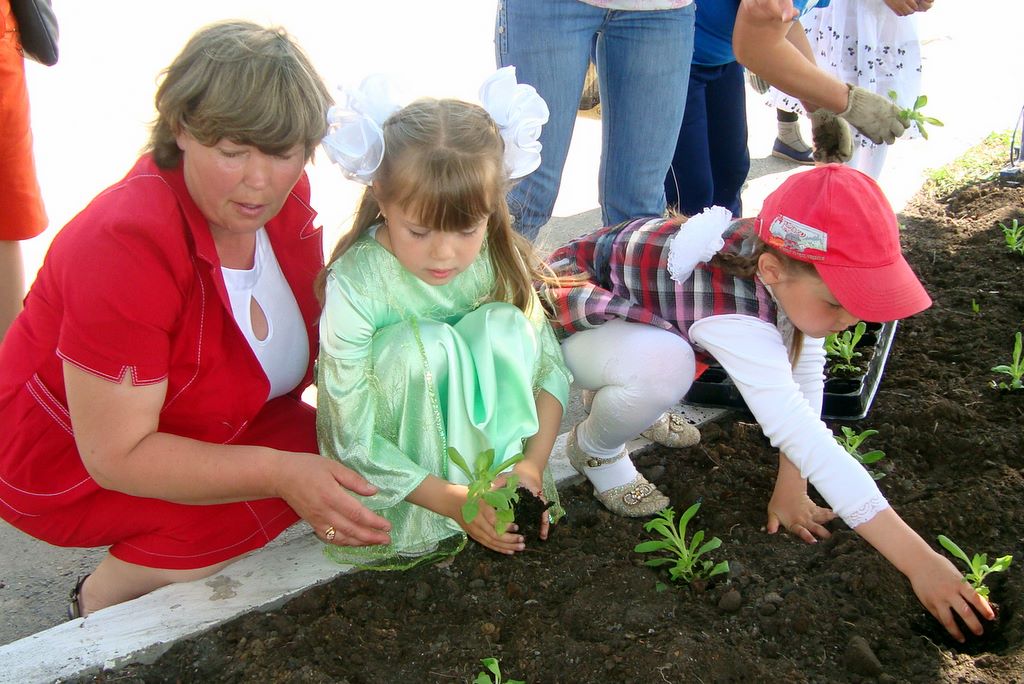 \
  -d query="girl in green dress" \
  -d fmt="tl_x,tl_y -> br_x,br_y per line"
315,69 -> 571,568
